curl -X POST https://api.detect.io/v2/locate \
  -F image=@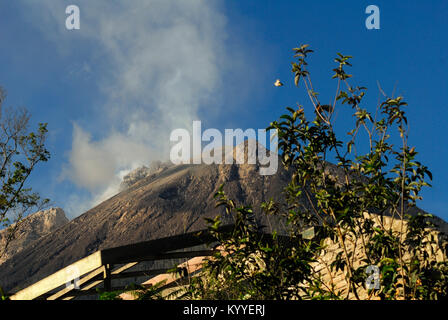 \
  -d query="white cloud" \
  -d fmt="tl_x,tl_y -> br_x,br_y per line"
25,0 -> 229,215
64,124 -> 154,191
